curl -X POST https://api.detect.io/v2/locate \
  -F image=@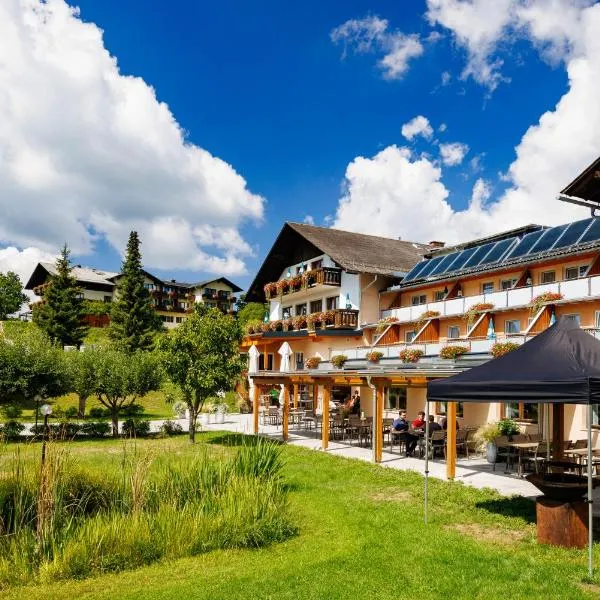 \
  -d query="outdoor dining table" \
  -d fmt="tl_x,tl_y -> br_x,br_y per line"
564,447 -> 600,464
505,441 -> 540,476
